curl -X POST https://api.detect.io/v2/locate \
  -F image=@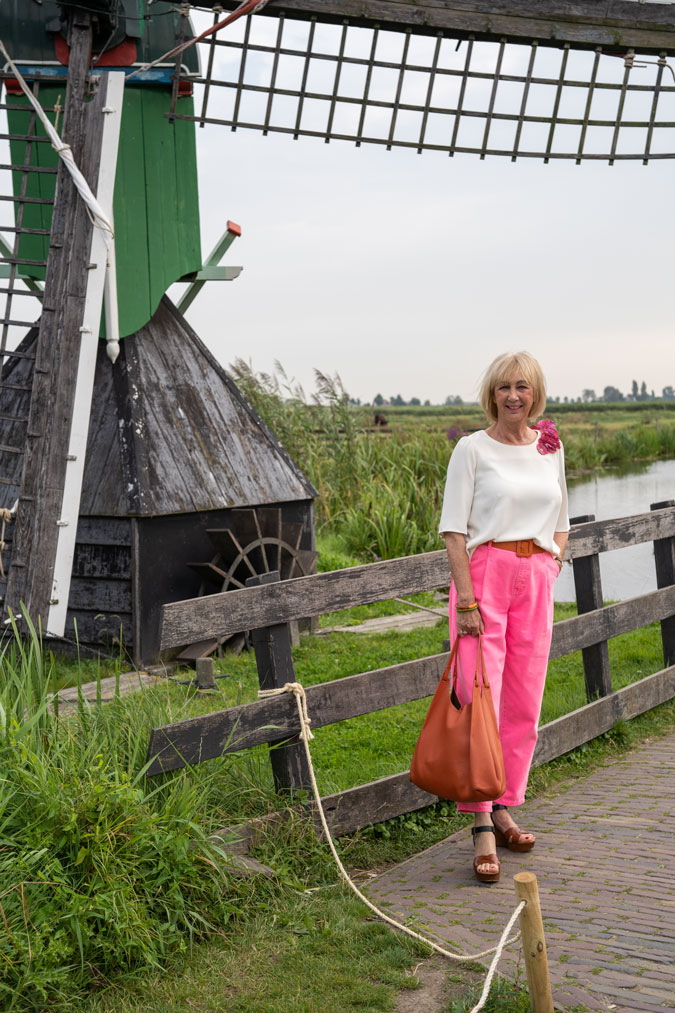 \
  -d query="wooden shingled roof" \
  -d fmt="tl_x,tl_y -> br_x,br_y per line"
81,297 -> 317,516
0,299 -> 316,519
